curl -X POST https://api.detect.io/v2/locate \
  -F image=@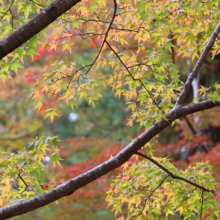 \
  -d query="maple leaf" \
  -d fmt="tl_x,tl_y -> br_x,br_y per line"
44,109 -> 60,123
